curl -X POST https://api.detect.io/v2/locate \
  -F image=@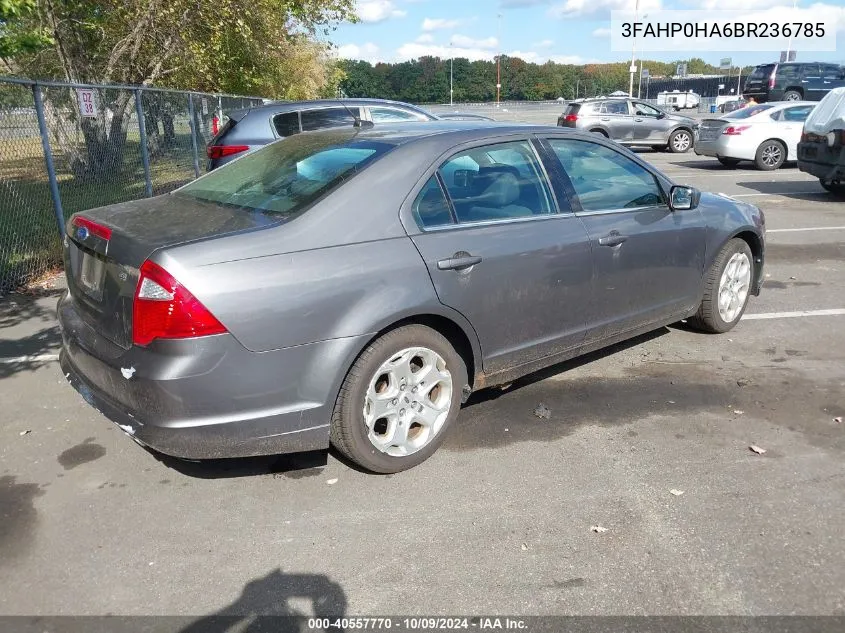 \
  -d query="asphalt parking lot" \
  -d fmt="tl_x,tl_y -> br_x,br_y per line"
1,148 -> 844,620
